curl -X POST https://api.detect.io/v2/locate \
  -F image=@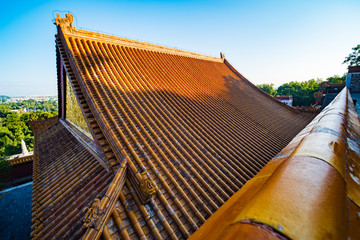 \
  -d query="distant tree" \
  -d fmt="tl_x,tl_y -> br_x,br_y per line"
0,95 -> 10,103
277,82 -> 299,96
0,98 -> 58,158
256,83 -> 278,96
277,79 -> 321,106
0,125 -> 20,156
0,107 -> 57,155
256,73 -> 346,107
7,102 -> 21,110
343,44 -> 360,67
326,73 -> 346,84
0,105 -> 11,118
0,156 -> 10,190
3,113 -> 27,141
0,126 -> 14,153
19,99 -> 58,112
